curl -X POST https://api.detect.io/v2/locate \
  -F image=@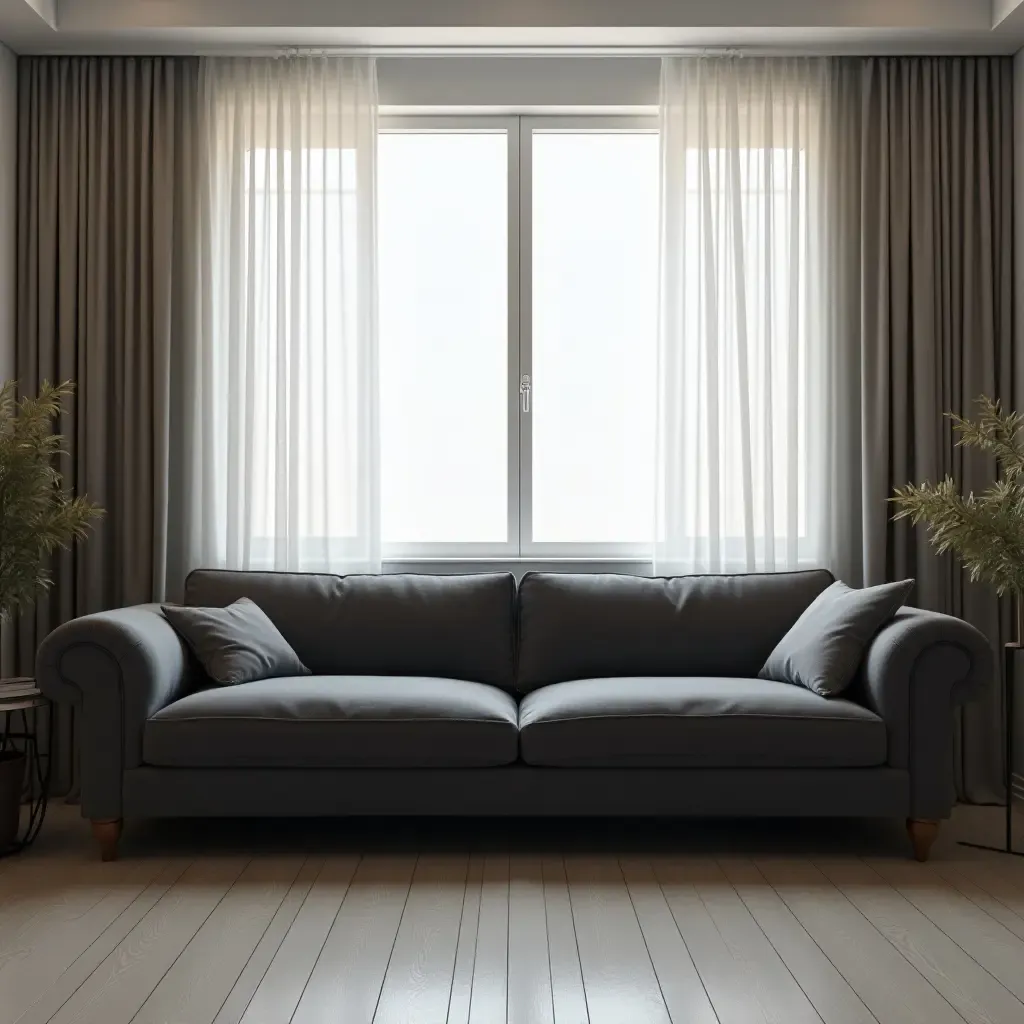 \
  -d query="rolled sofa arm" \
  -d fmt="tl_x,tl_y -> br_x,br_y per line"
36,604 -> 193,820
858,606 -> 995,821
